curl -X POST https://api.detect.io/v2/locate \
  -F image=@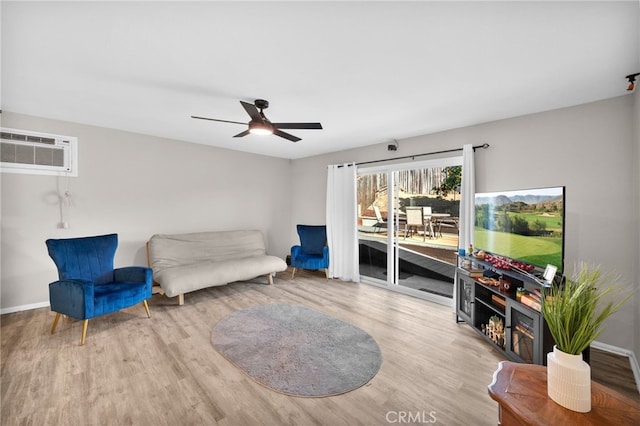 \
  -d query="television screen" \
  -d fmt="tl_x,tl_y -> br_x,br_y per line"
474,186 -> 565,273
